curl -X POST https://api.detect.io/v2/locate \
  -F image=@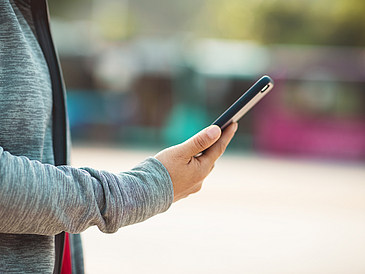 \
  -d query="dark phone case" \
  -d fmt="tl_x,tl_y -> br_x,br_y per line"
194,75 -> 274,157
212,75 -> 273,130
